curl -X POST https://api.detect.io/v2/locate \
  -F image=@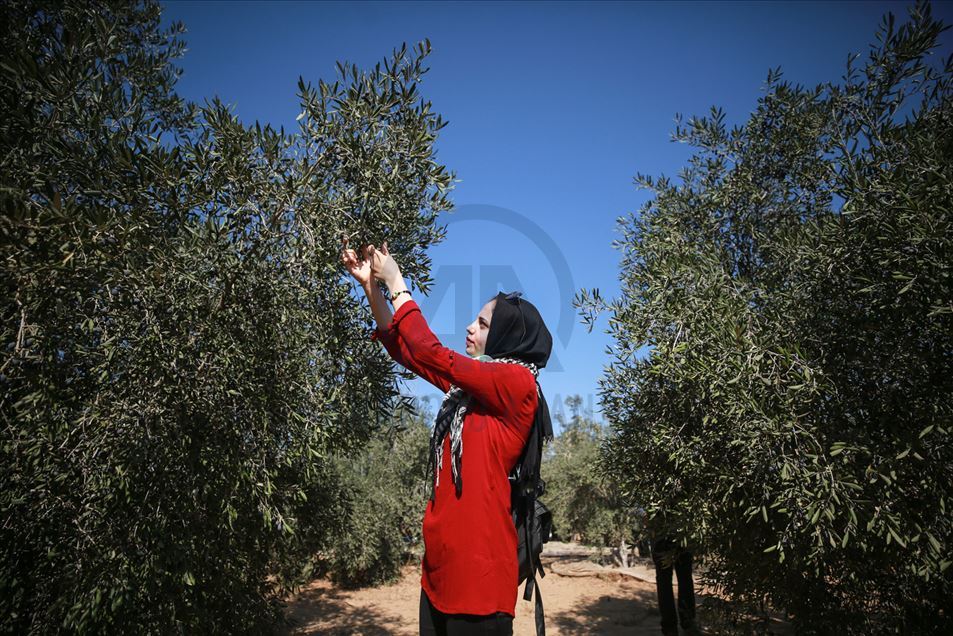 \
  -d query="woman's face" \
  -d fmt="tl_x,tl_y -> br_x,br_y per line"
465,299 -> 495,357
